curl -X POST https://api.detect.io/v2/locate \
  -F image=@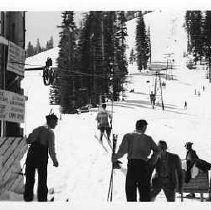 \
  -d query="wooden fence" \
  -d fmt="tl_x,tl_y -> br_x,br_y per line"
0,137 -> 28,195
